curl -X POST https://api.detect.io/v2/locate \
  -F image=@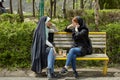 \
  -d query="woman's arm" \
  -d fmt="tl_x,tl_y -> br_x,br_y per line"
73,29 -> 88,40
75,29 -> 88,37
64,24 -> 74,32
46,40 -> 57,55
46,40 -> 53,47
